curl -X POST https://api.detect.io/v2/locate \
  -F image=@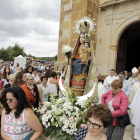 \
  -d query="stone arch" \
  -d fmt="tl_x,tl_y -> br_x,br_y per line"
110,15 -> 140,47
